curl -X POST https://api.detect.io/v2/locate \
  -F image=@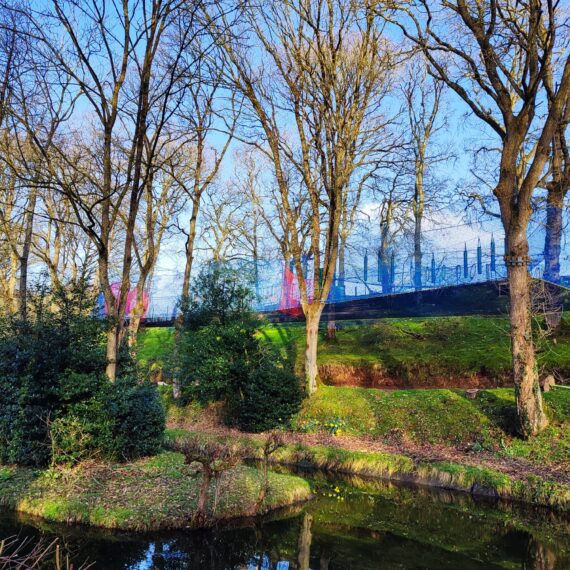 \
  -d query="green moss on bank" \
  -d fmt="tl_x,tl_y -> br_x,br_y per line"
263,316 -> 570,379
164,430 -> 570,512
141,315 -> 570,383
0,452 -> 311,531
295,385 -> 570,470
